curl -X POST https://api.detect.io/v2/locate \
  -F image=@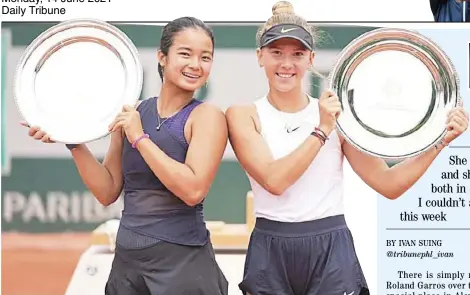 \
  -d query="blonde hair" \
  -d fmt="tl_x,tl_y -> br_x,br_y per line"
257,1 -> 324,78
256,1 -> 319,49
